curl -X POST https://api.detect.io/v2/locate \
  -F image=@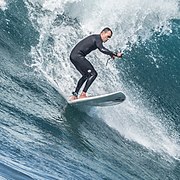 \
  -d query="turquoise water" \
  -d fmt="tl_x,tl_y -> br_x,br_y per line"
0,0 -> 180,179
